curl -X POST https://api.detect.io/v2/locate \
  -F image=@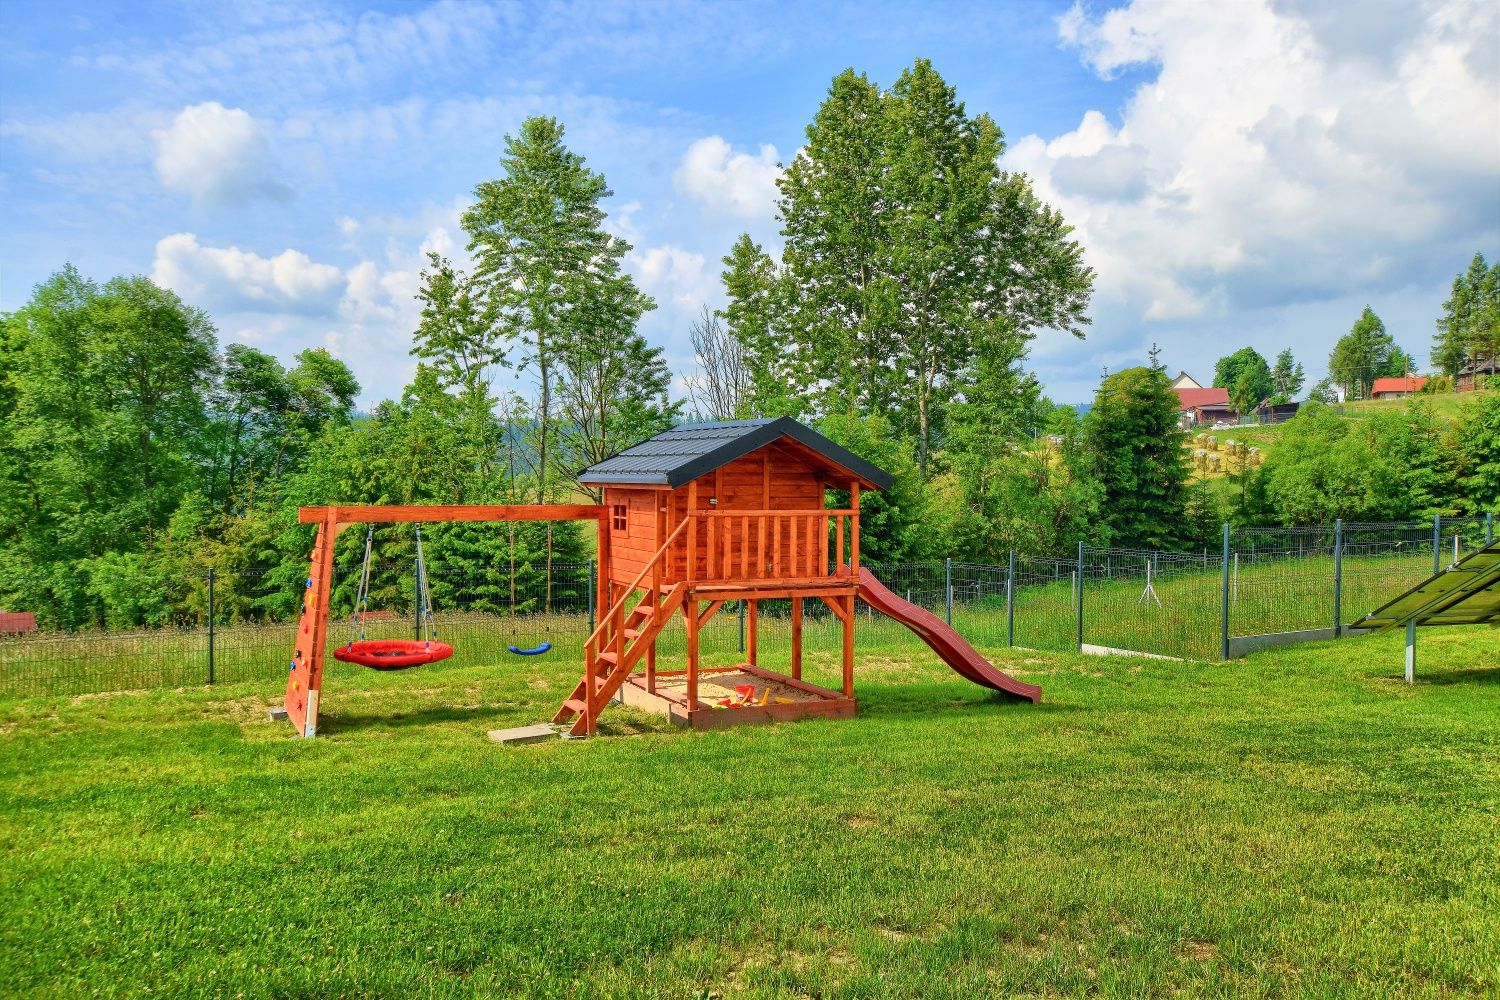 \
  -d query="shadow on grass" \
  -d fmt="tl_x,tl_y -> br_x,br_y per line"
855,684 -> 1082,719
1414,666 -> 1500,686
319,703 -> 507,733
